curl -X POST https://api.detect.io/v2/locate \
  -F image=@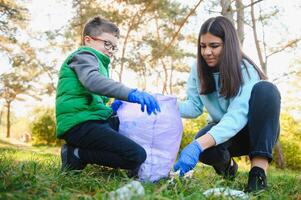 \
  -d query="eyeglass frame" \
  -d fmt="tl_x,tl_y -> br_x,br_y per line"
89,36 -> 119,53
